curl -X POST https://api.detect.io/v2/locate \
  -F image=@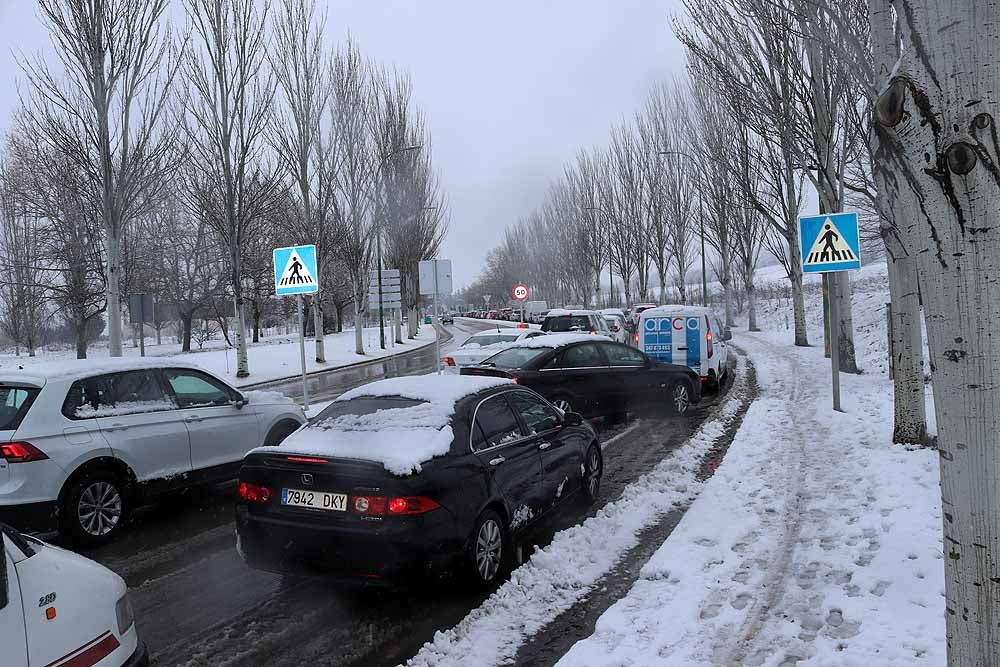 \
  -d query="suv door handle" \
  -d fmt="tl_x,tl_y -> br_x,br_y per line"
184,414 -> 202,423
107,422 -> 126,432
489,456 -> 506,466
538,442 -> 552,451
